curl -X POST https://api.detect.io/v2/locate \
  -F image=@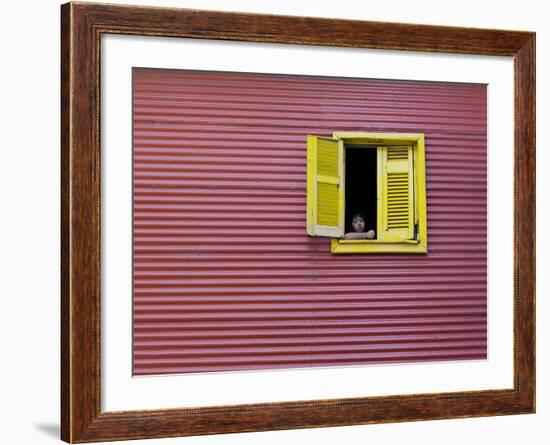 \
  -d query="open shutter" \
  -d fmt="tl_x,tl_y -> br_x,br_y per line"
380,146 -> 415,241
306,136 -> 344,238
